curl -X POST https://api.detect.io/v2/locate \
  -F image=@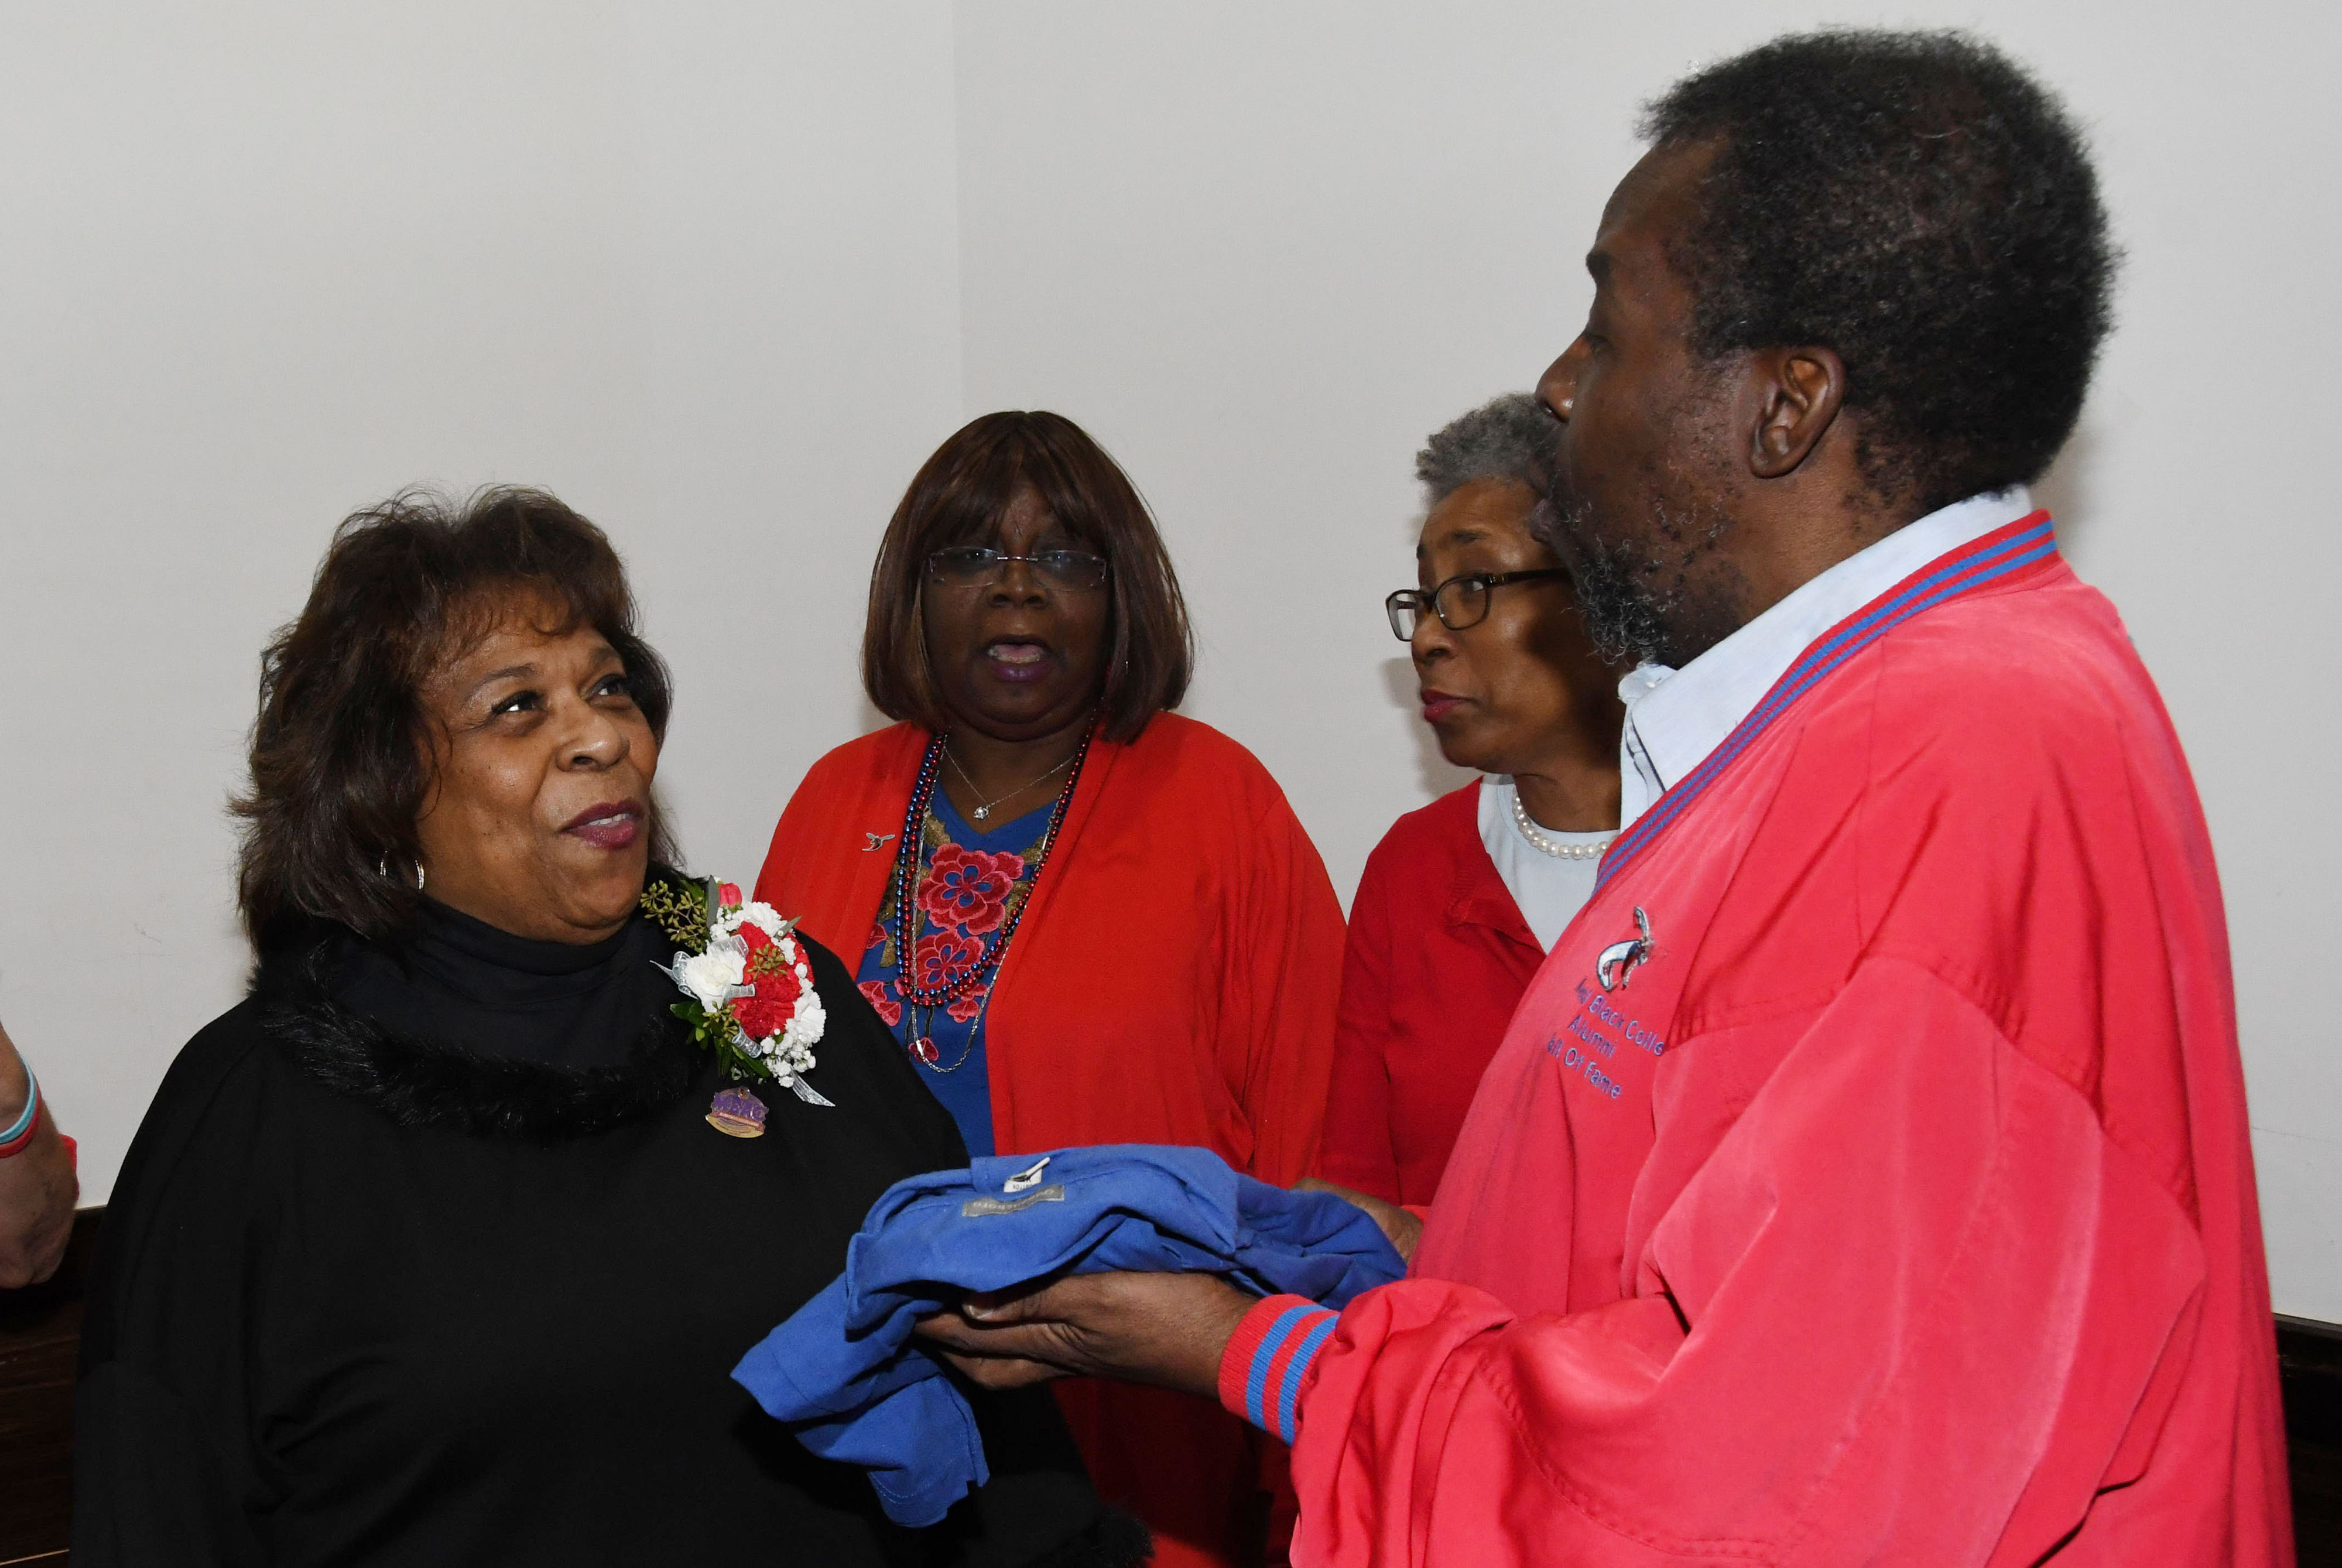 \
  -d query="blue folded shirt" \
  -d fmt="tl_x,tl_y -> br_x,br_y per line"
732,1144 -> 1404,1525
